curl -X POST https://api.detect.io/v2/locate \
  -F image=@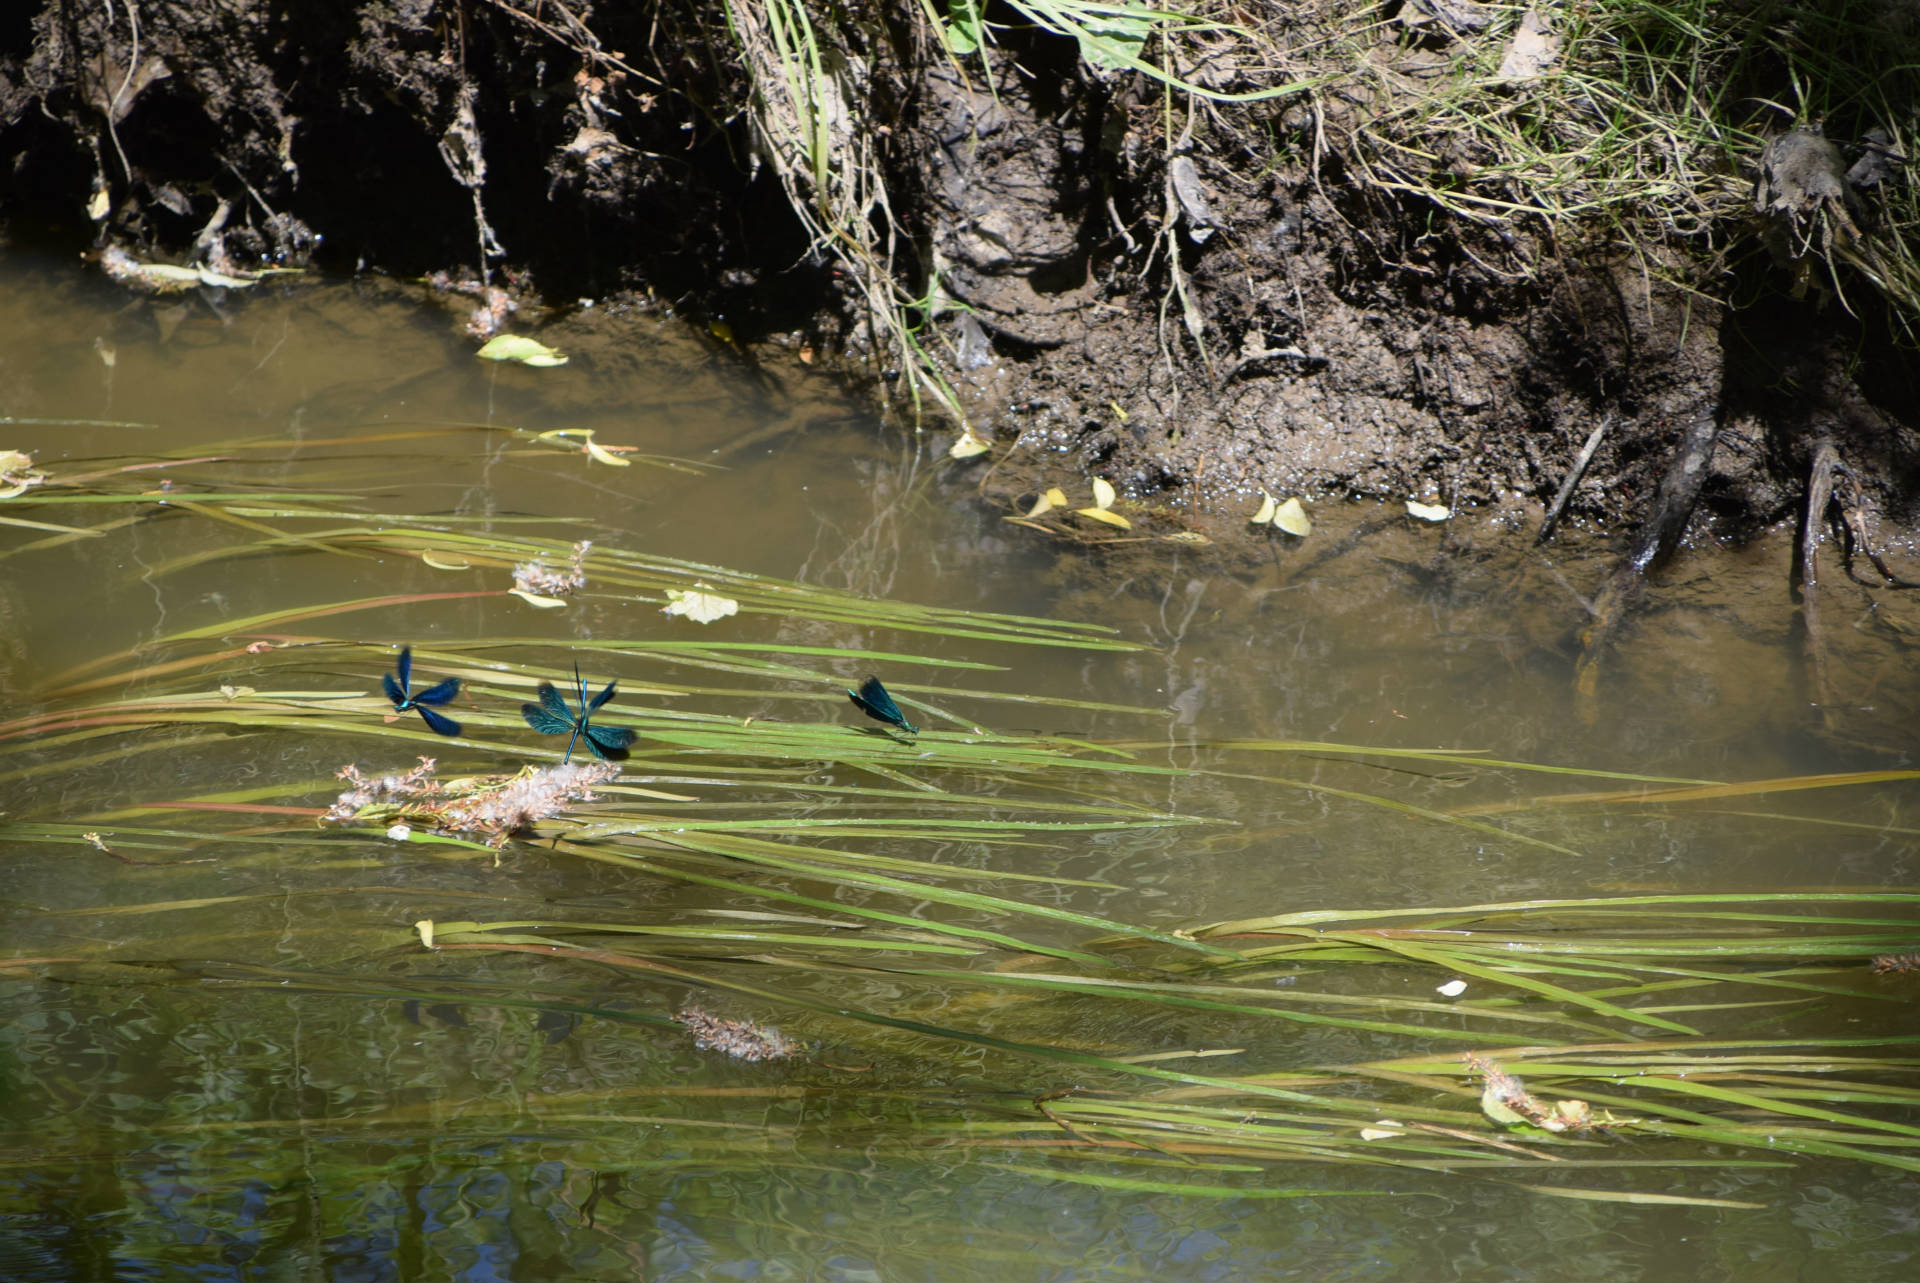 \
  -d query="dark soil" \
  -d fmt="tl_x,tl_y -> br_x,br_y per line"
3,0 -> 1918,557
